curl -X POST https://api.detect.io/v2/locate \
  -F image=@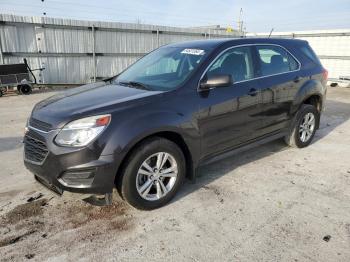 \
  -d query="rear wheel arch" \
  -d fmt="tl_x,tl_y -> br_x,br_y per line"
302,94 -> 322,113
284,104 -> 319,148
292,78 -> 324,128
299,94 -> 322,129
293,78 -> 324,108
